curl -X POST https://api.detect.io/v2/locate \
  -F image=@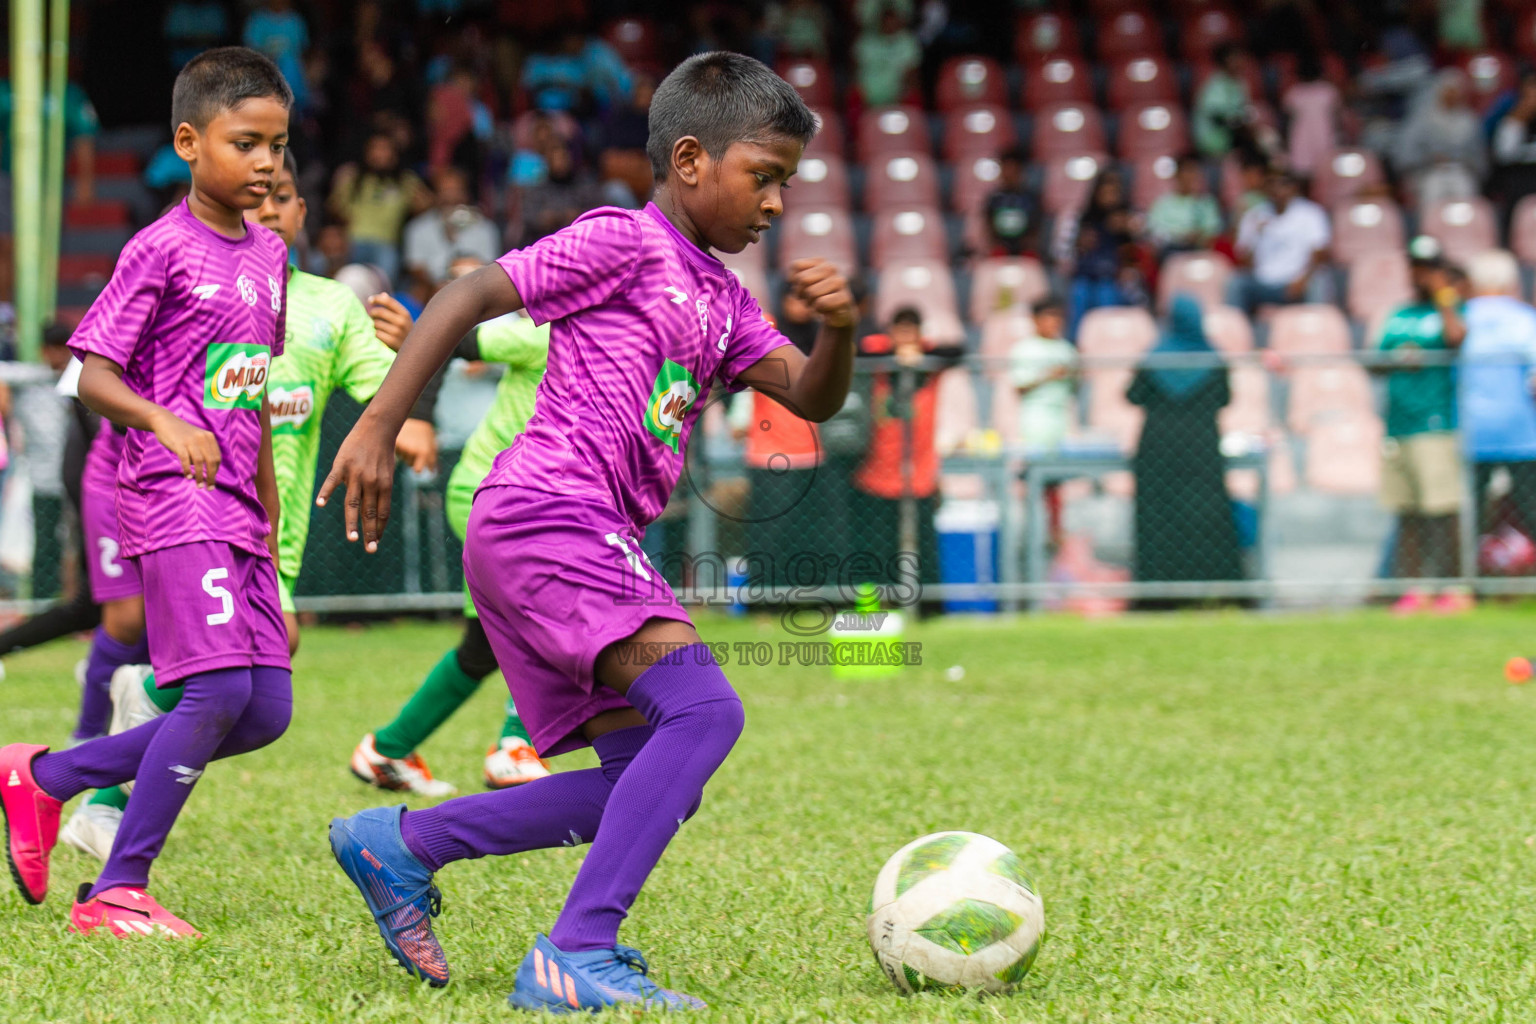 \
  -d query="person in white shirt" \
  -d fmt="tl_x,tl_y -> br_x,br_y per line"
1010,294 -> 1077,453
1225,166 -> 1333,313
401,166 -> 501,295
